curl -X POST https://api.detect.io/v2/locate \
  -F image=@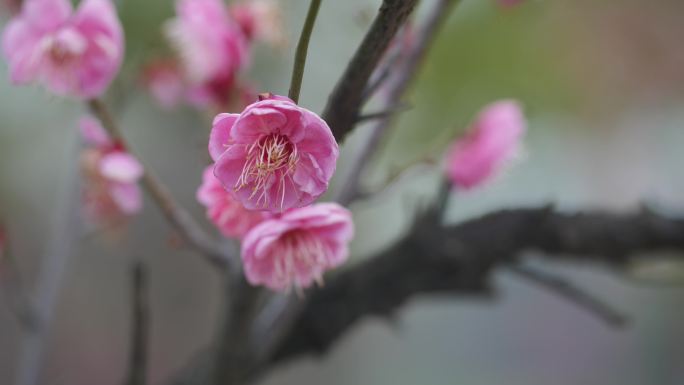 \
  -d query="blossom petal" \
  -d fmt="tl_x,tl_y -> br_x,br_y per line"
99,152 -> 143,183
